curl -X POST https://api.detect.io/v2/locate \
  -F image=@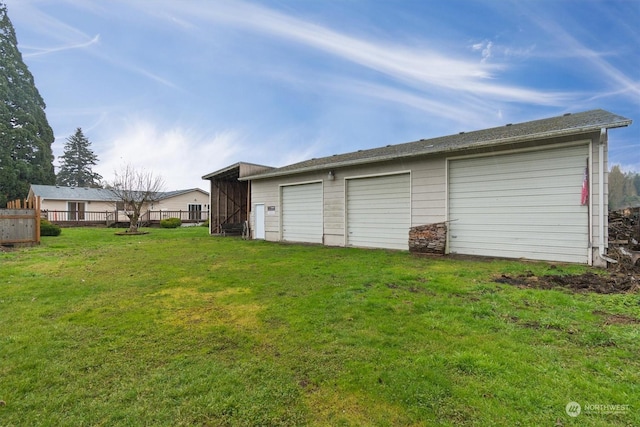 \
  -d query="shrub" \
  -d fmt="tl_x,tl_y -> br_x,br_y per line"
40,220 -> 61,236
201,219 -> 210,228
160,217 -> 182,228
